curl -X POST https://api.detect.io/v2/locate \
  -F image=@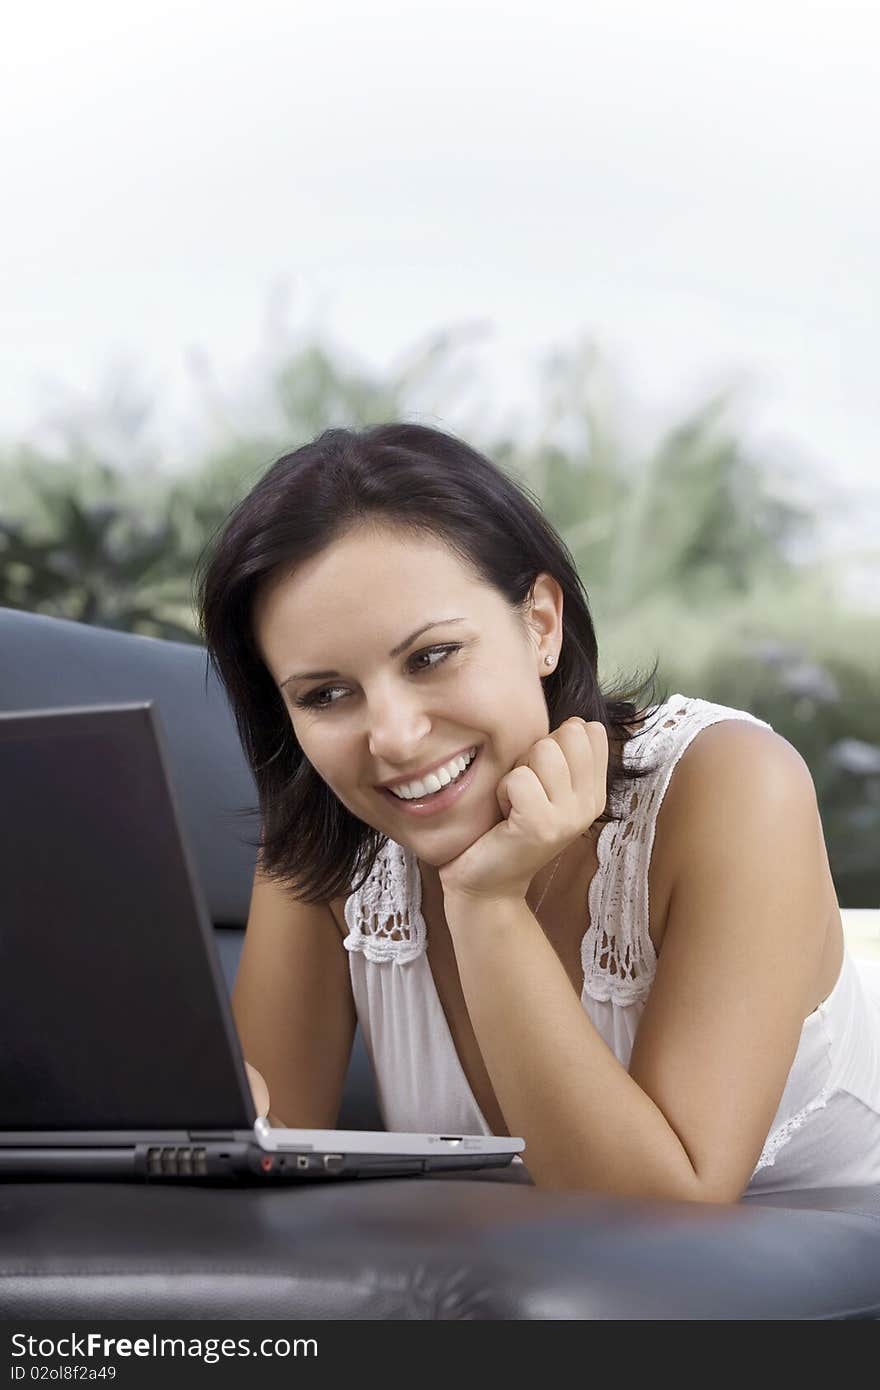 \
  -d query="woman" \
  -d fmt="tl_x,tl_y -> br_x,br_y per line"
195,421 -> 880,1203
